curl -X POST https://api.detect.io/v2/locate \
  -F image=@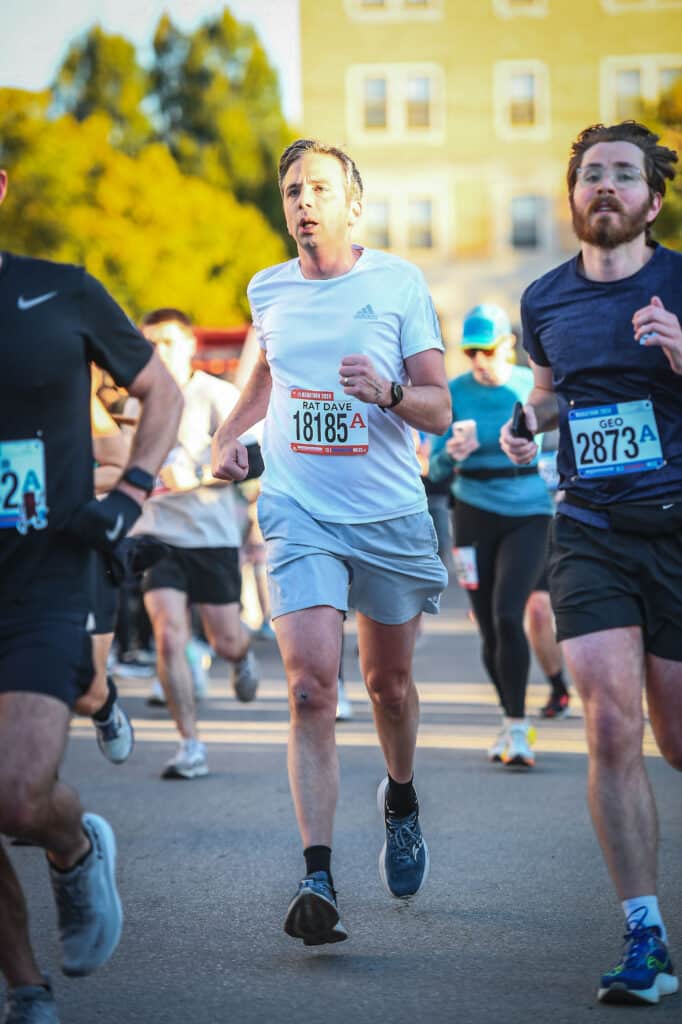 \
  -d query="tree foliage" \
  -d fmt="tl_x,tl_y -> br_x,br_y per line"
646,79 -> 682,250
0,89 -> 287,323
